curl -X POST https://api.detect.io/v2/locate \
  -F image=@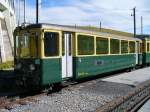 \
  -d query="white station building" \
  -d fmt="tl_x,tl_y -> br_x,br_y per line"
0,0 -> 16,63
